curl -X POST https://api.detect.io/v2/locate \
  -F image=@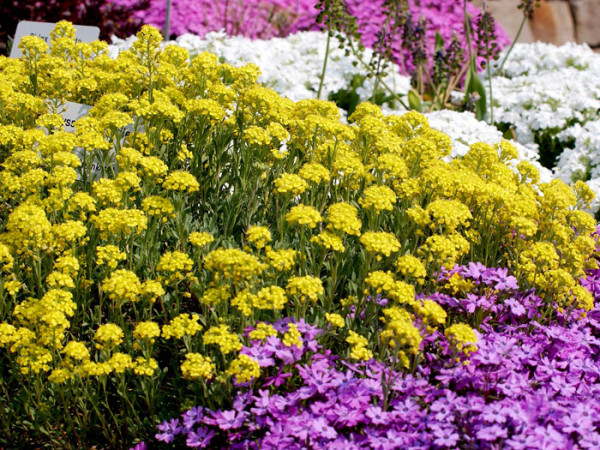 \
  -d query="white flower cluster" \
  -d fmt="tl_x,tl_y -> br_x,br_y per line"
487,42 -> 600,208
109,30 -> 411,105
